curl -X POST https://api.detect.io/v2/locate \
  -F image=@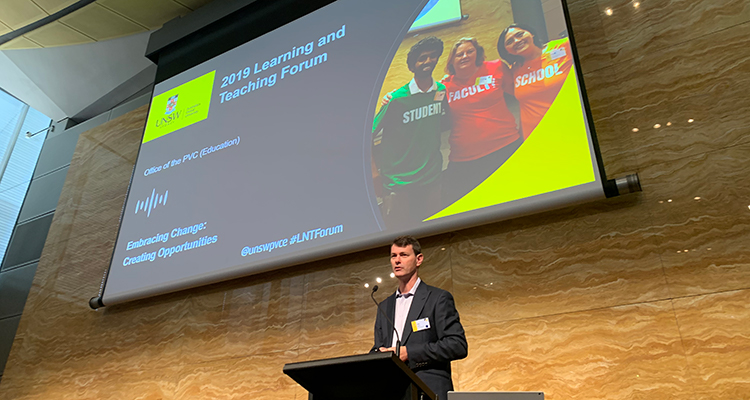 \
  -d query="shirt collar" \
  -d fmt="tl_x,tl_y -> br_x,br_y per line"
396,277 -> 421,298
408,78 -> 437,95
